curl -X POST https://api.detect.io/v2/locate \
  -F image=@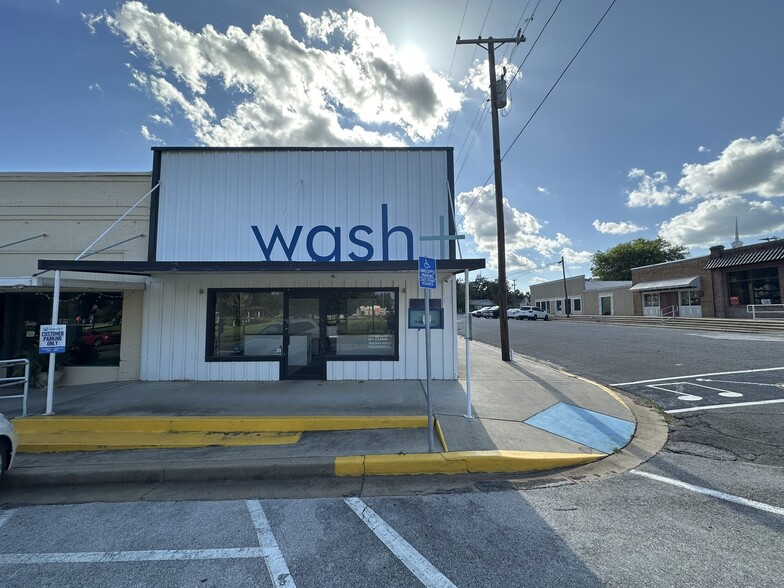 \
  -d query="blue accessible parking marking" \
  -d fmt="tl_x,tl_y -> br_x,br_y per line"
524,402 -> 636,454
